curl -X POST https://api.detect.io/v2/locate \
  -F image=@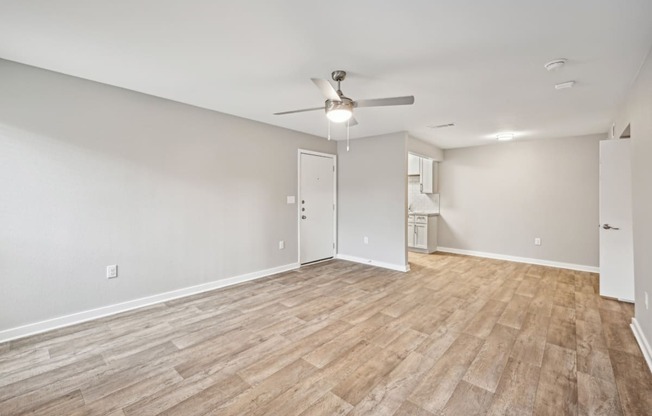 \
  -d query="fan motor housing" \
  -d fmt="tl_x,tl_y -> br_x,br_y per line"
325,97 -> 353,114
331,70 -> 347,82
